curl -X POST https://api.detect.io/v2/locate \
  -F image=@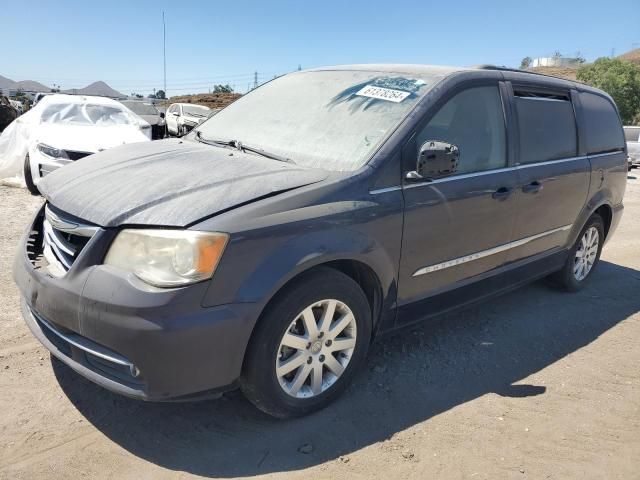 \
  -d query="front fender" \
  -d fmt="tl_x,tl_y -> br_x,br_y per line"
238,226 -> 397,308
201,193 -> 404,332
